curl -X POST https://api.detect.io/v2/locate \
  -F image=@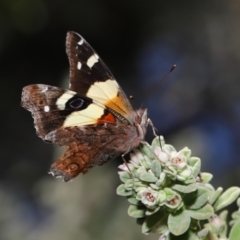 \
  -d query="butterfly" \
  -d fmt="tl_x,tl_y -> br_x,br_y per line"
21,31 -> 149,182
